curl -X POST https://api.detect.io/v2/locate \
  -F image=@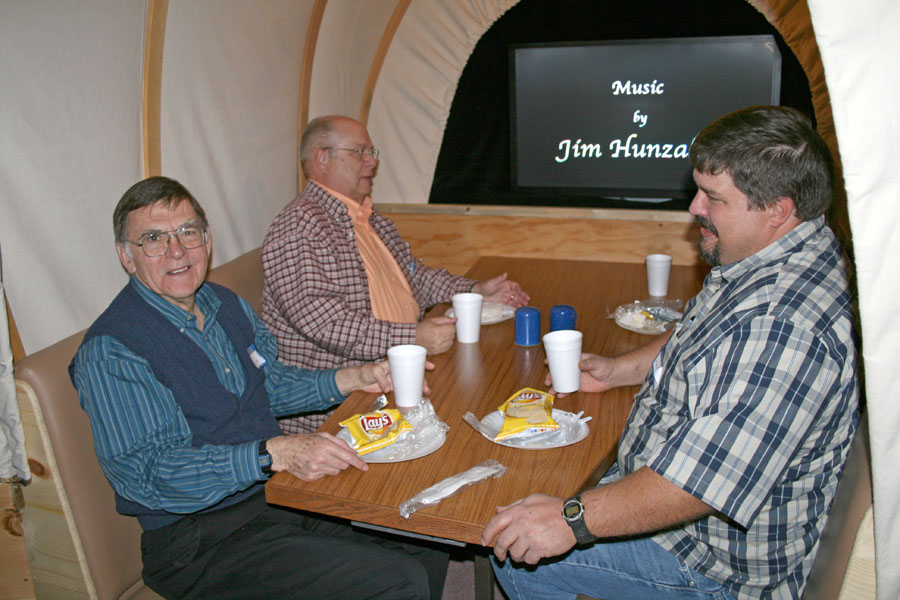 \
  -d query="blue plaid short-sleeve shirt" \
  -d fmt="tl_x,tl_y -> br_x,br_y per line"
608,217 -> 859,599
